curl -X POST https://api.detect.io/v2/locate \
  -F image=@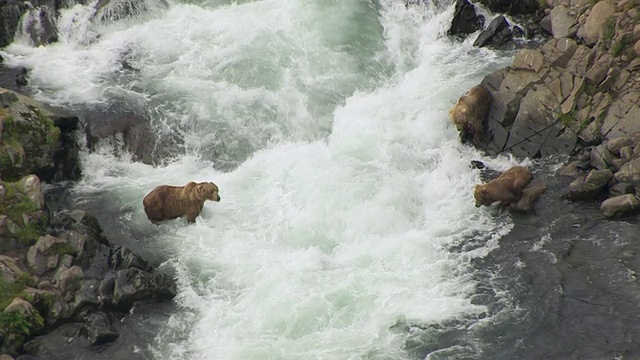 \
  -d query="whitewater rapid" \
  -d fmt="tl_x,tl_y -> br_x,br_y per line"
1,0 -> 521,358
